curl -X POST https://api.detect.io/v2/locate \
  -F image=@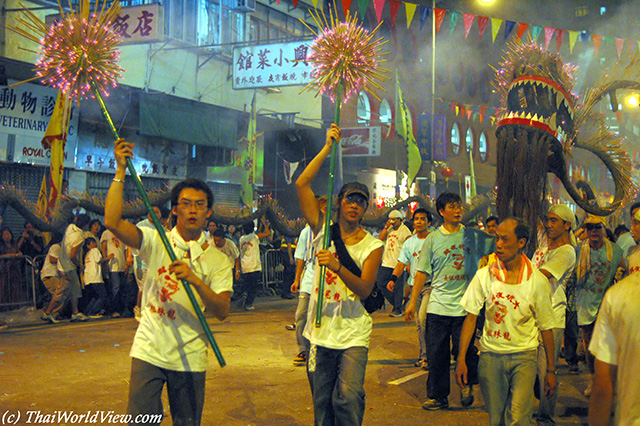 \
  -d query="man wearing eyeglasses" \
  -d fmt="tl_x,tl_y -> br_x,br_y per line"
573,214 -> 625,398
105,139 -> 233,426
